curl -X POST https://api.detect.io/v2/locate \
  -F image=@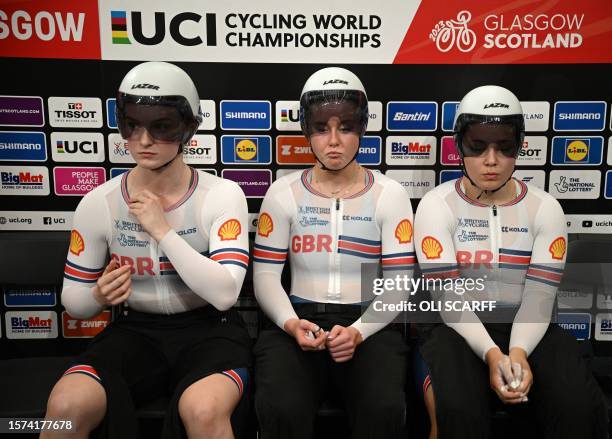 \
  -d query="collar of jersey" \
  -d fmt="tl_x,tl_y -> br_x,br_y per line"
454,177 -> 528,208
121,167 -> 199,212
301,168 -> 374,199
